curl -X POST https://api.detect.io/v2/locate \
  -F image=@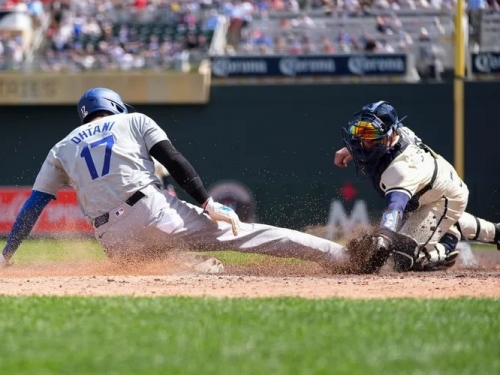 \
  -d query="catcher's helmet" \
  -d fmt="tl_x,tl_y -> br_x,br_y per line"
77,87 -> 135,124
356,101 -> 401,134
342,101 -> 405,177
